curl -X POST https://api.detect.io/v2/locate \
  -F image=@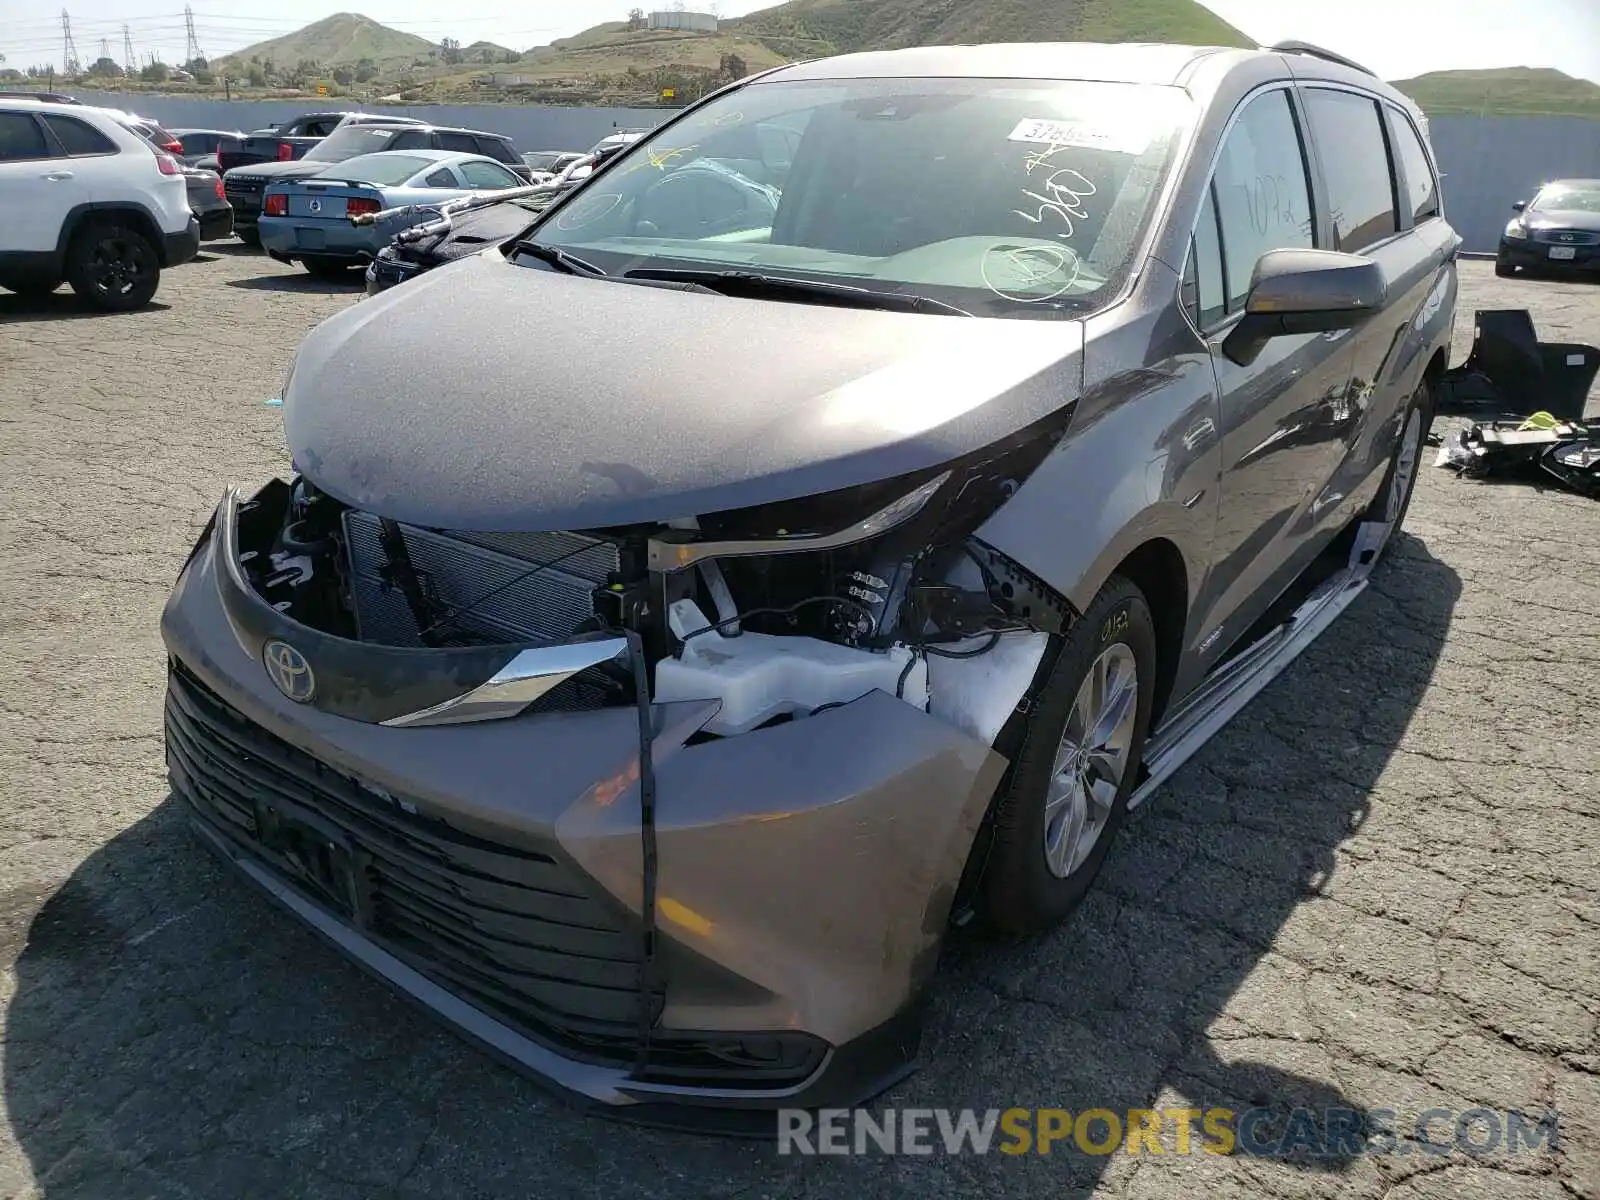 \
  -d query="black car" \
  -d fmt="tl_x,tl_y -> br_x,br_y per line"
365,195 -> 550,294
363,139 -> 648,295
1496,178 -> 1600,277
182,164 -> 233,241
225,122 -> 531,244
